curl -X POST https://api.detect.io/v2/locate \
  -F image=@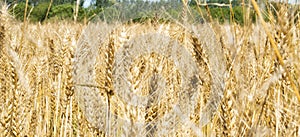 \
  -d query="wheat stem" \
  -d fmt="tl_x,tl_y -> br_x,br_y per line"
251,0 -> 300,102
